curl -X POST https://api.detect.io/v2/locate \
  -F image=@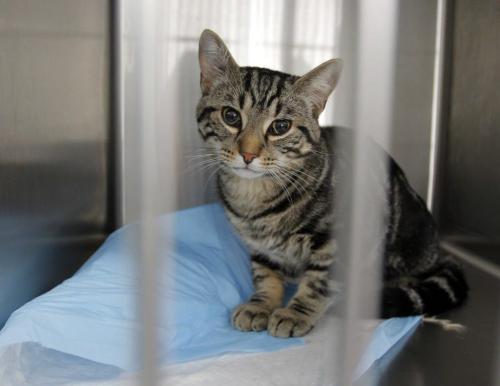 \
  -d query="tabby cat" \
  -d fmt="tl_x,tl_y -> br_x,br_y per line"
195,30 -> 468,338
